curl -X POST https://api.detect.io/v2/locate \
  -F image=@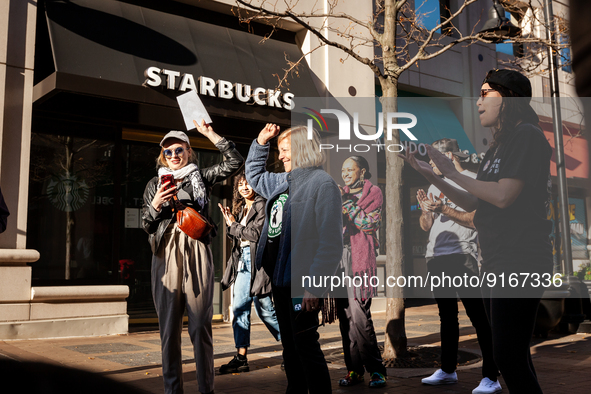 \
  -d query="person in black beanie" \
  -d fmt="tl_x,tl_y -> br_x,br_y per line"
402,69 -> 552,394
